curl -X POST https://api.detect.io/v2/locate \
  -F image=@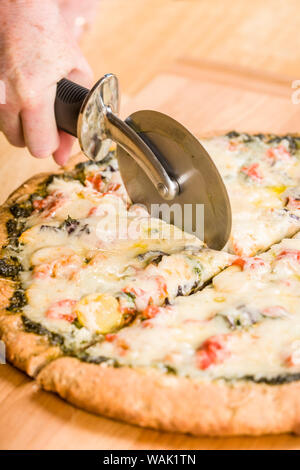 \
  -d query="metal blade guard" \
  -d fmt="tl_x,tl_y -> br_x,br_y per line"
55,73 -> 231,249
